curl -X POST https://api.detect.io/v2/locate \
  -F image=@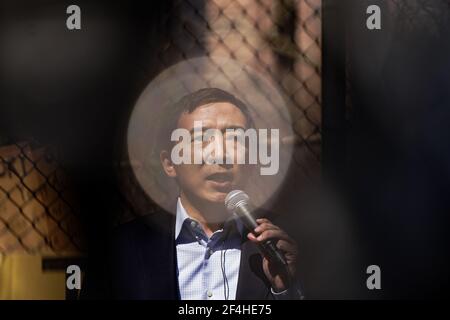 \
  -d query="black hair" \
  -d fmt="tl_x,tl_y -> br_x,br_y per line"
156,88 -> 254,152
